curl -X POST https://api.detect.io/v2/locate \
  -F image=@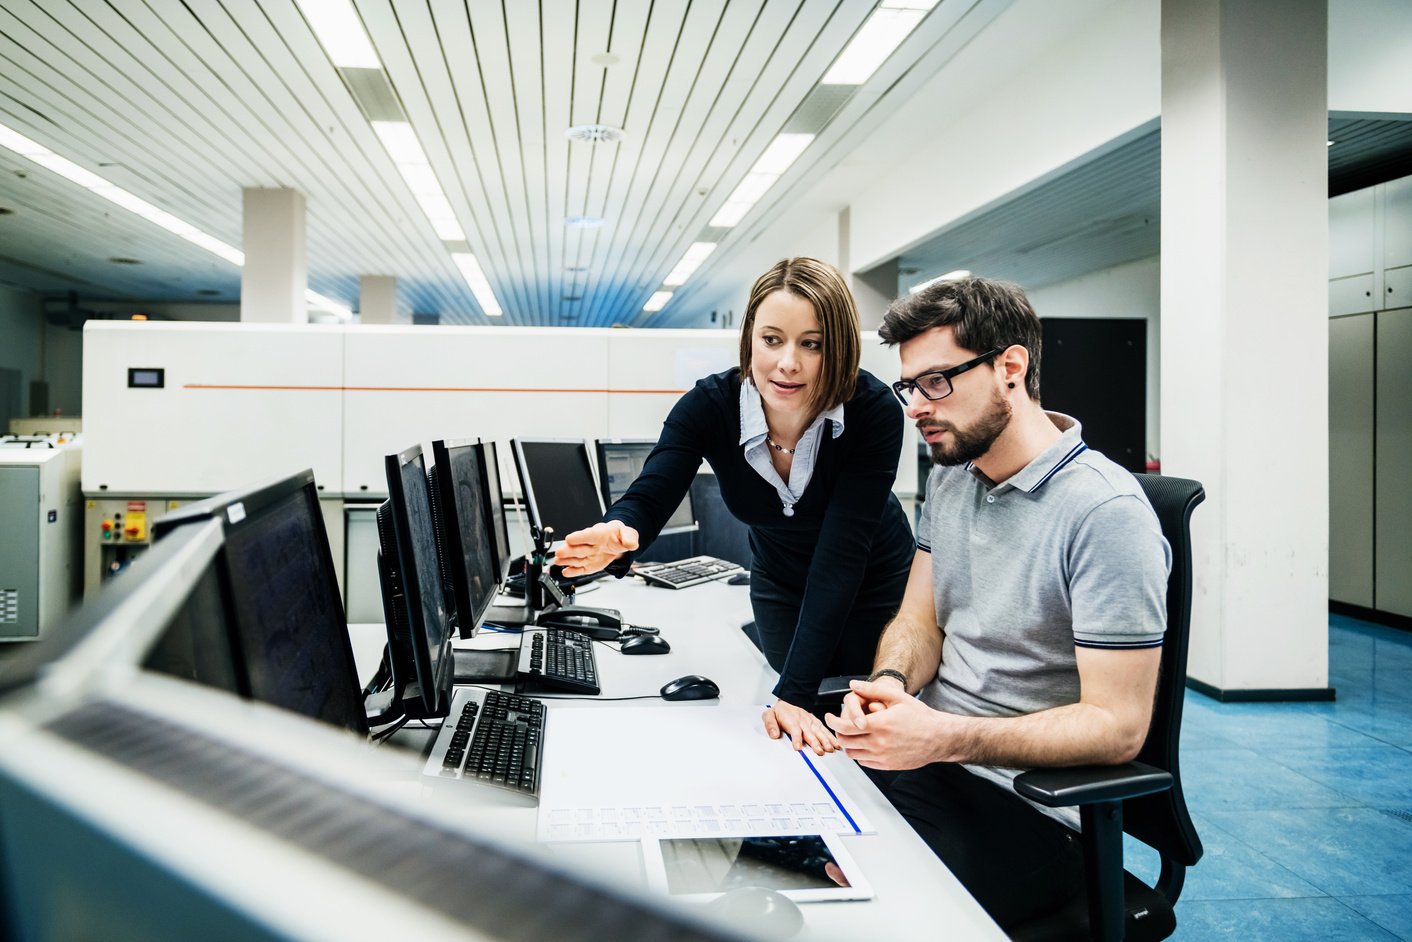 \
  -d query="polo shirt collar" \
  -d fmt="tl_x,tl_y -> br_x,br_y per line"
966,411 -> 1087,493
